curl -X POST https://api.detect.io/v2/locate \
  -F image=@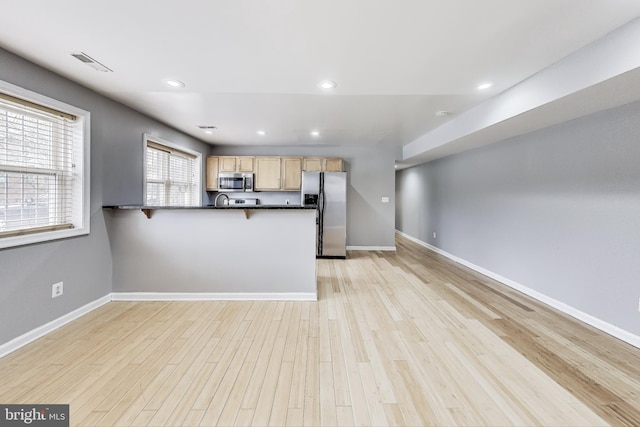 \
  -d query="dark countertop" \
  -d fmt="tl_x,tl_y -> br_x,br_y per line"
103,204 -> 317,210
